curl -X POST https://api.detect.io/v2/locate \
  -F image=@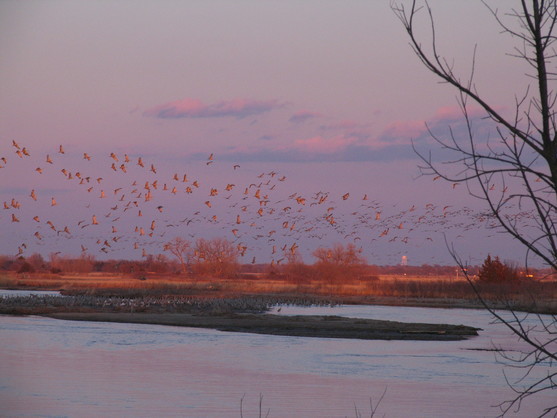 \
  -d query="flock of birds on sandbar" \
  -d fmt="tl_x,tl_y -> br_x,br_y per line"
1,139 -> 513,264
